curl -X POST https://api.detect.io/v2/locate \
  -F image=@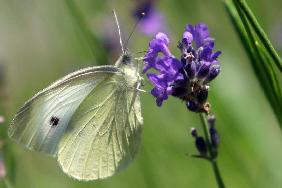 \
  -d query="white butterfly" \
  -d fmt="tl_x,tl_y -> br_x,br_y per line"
8,11 -> 143,181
